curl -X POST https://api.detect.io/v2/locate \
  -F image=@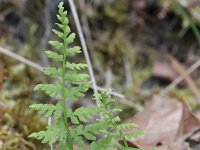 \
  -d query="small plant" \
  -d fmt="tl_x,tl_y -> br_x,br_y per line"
29,2 -> 142,150
91,91 -> 144,150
